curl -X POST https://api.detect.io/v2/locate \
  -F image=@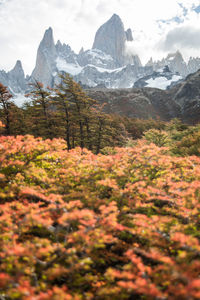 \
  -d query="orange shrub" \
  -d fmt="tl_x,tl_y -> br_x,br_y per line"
0,135 -> 200,299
